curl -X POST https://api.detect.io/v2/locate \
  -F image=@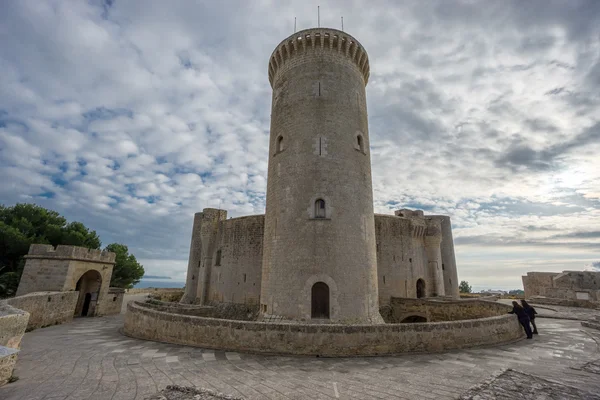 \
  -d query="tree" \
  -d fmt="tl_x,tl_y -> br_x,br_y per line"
0,203 -> 102,297
459,280 -> 472,293
105,243 -> 145,289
